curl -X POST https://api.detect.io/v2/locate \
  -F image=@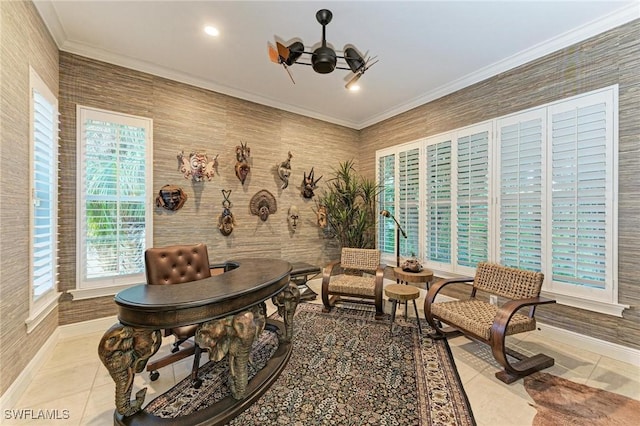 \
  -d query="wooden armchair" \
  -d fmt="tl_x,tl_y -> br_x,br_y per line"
424,262 -> 556,383
321,248 -> 385,320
